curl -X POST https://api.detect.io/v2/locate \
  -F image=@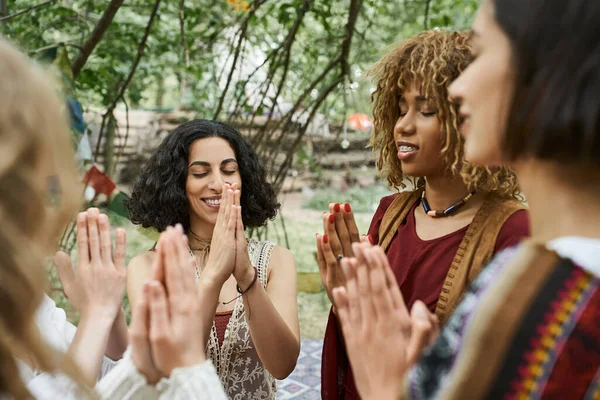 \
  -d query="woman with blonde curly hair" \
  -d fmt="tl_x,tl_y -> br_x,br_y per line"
317,30 -> 529,399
